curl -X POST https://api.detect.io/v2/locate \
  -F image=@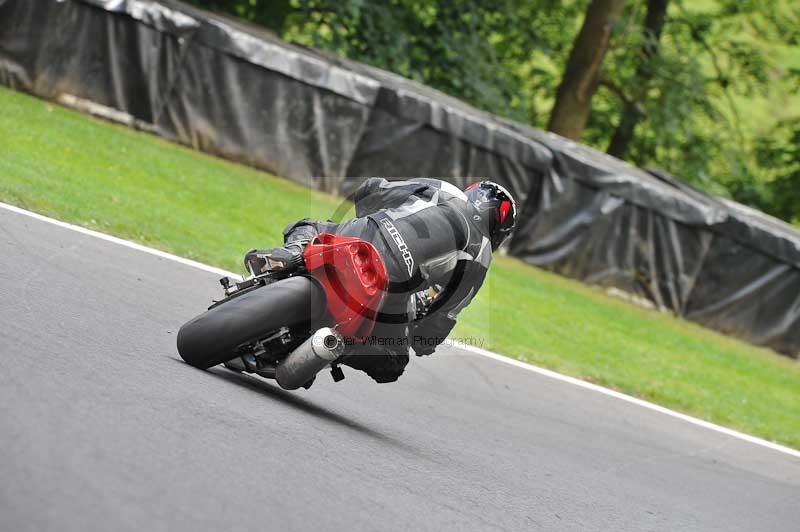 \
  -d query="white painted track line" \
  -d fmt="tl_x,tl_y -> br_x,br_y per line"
2,200 -> 798,459
0,202 -> 241,279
